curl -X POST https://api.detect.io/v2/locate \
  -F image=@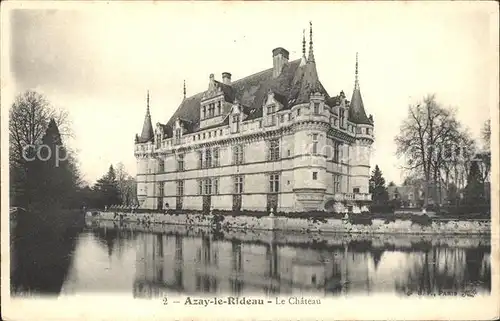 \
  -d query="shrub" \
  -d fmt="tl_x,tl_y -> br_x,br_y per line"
410,214 -> 432,227
349,215 -> 373,226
